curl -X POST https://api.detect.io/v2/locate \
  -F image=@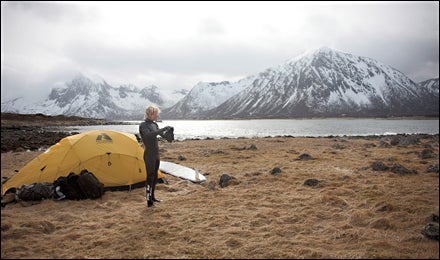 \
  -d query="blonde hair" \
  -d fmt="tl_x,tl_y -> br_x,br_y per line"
144,105 -> 160,120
